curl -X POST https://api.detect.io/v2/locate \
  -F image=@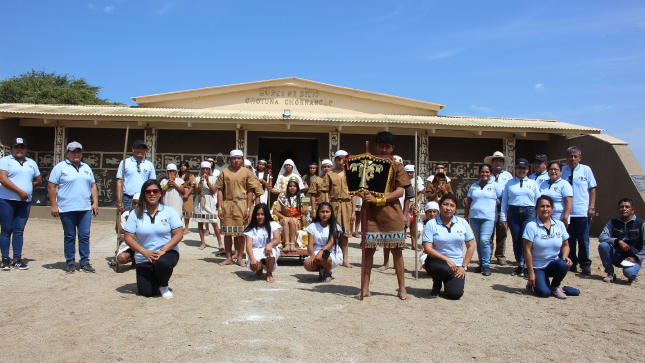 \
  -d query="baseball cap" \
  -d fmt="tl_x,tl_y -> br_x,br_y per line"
132,140 -> 147,148
10,138 -> 26,147
534,154 -> 547,162
516,158 -> 530,168
66,141 -> 83,151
